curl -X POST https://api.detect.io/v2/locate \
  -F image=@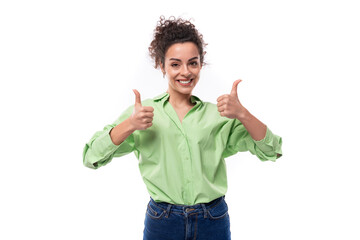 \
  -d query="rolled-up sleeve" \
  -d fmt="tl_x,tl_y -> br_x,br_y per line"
82,105 -> 136,169
248,126 -> 282,162
222,118 -> 282,162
